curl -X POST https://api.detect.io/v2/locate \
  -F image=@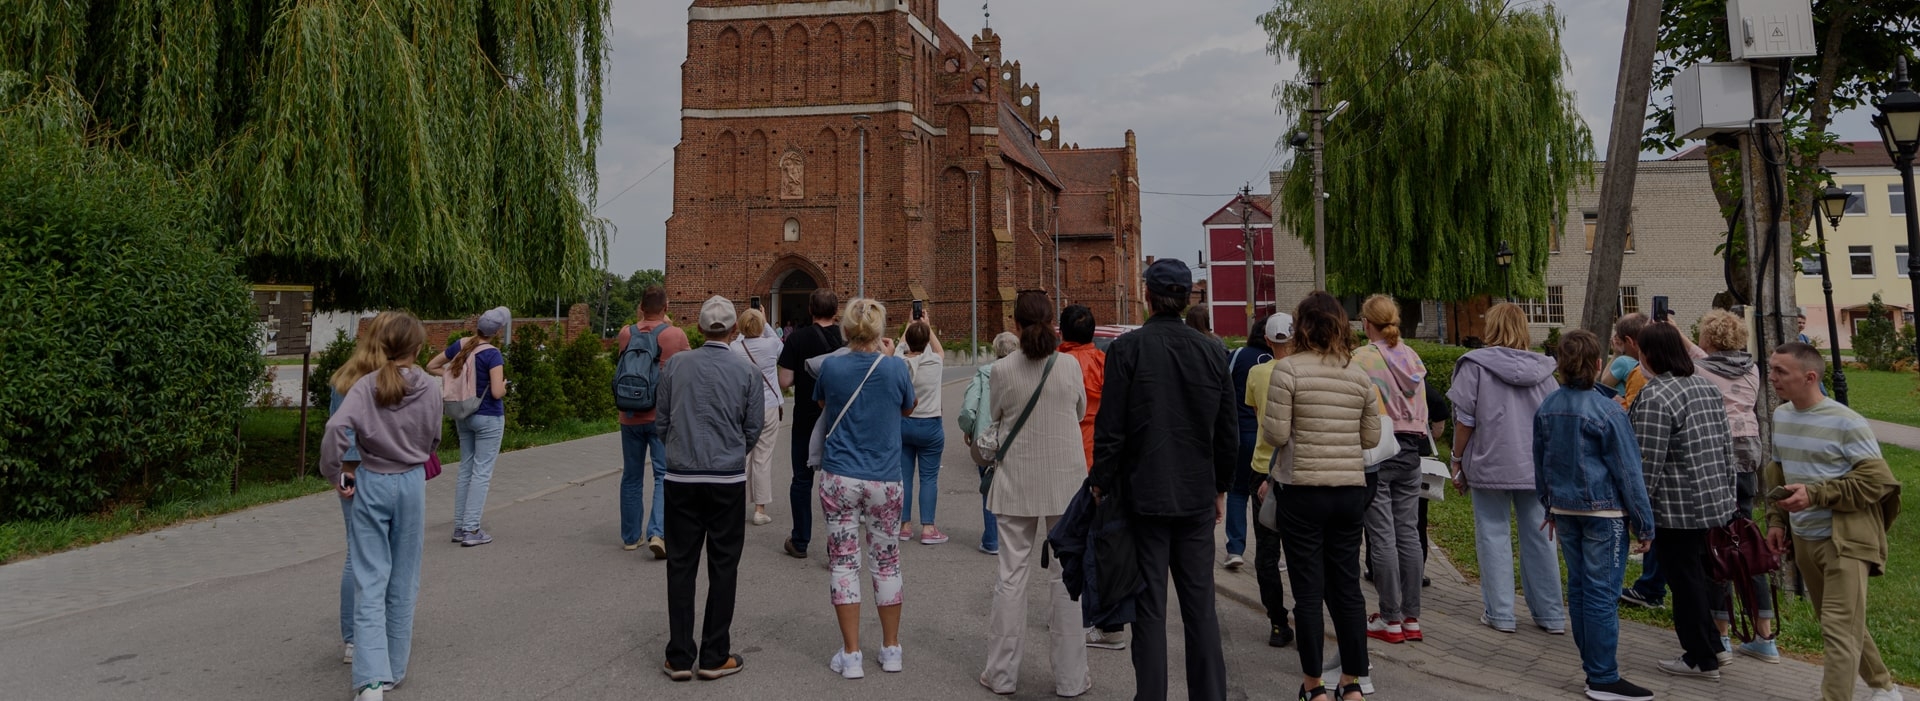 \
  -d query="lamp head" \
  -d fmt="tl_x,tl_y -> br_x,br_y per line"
1494,241 -> 1515,268
1874,57 -> 1920,160
1819,184 -> 1852,227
